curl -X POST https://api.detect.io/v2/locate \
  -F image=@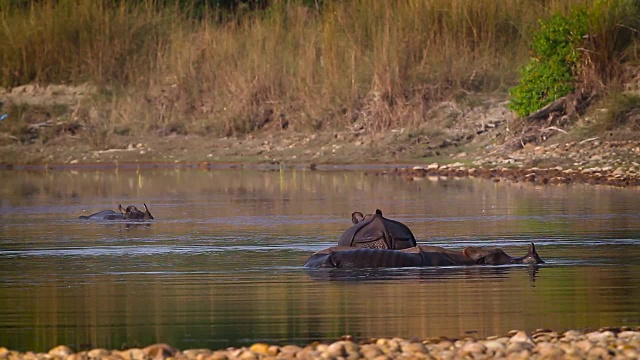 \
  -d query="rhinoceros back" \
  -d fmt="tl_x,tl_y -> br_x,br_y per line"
383,217 -> 417,249
79,210 -> 124,220
337,213 -> 417,249
305,248 -> 424,268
